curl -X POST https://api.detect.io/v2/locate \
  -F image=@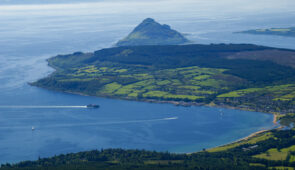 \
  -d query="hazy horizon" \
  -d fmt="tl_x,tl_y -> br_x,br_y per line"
1,0 -> 294,16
